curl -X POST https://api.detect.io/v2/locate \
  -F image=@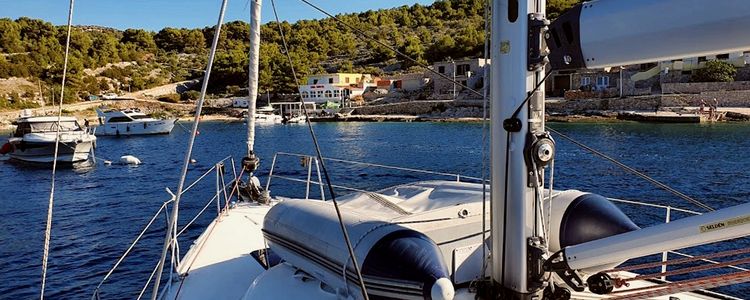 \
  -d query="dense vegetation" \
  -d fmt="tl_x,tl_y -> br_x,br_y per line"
0,0 -> 582,103
692,60 -> 737,83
